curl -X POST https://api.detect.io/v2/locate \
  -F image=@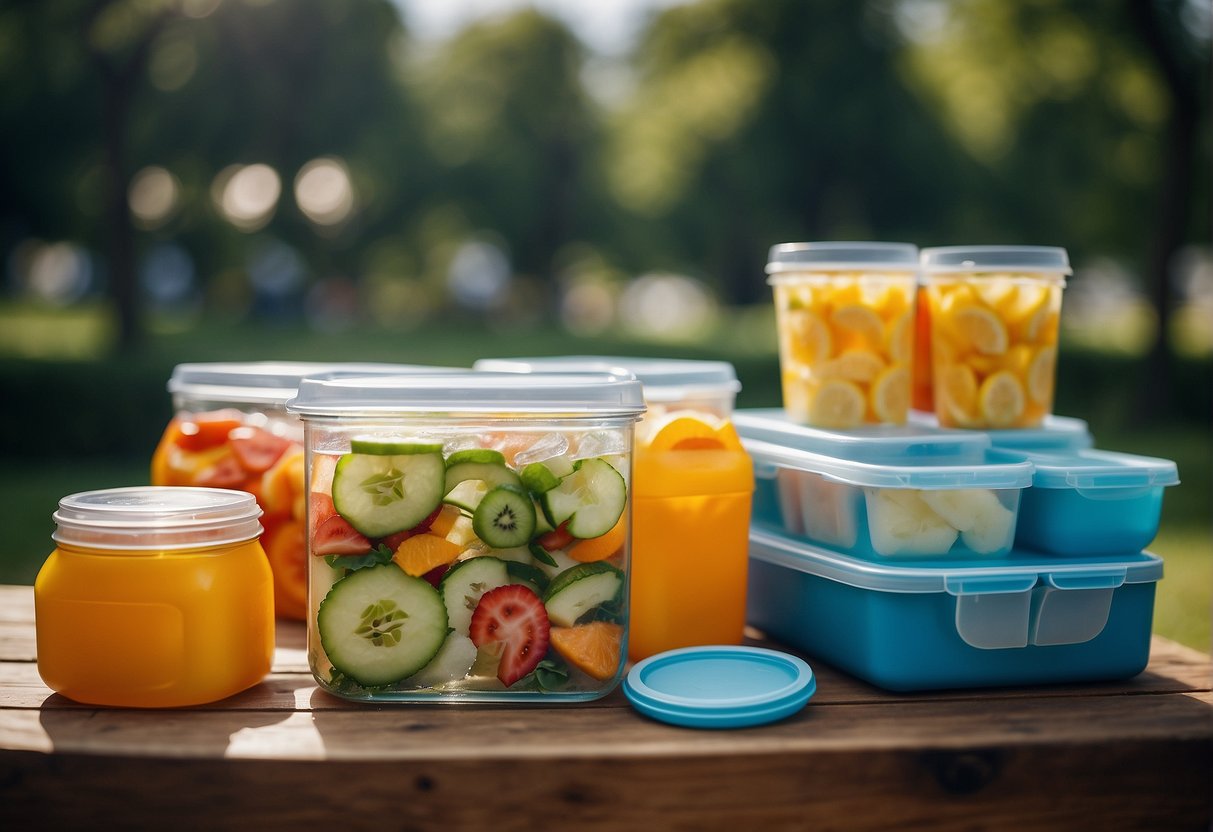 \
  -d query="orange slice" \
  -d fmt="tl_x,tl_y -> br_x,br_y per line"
264,519 -> 308,620
1027,345 -> 1057,405
393,533 -> 463,577
817,349 -> 886,383
260,448 -> 305,516
979,370 -> 1026,427
428,504 -> 463,538
550,622 -> 624,681
870,365 -> 910,424
646,412 -> 739,452
567,515 -> 626,563
807,379 -> 866,428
